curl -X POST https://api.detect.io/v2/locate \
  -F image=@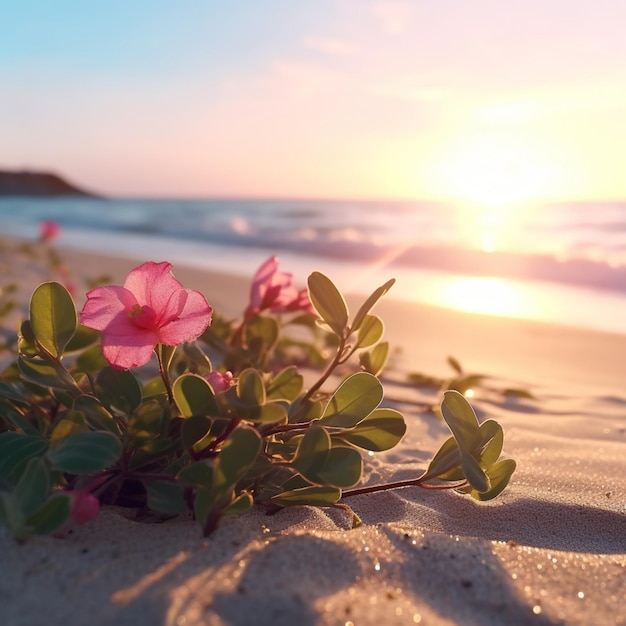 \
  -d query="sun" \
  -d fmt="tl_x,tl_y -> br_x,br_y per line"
429,135 -> 565,252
